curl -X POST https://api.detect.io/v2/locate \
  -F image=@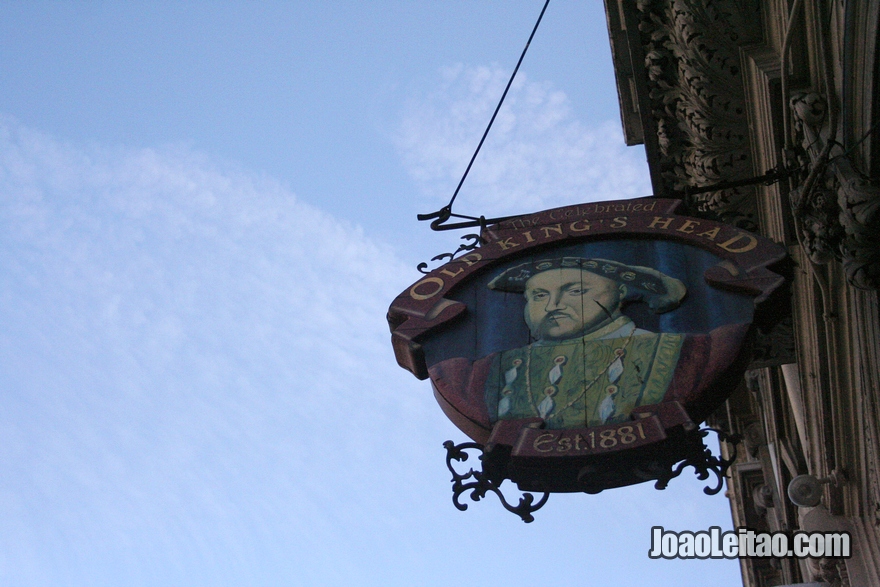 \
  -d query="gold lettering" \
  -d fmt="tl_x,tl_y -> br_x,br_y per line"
599,429 -> 618,449
496,238 -> 520,251
533,433 -> 556,453
409,277 -> 444,300
556,437 -> 571,452
569,220 -> 591,232
610,216 -> 628,228
574,434 -> 586,451
618,426 -> 636,444
522,230 -> 535,243
459,253 -> 482,266
540,224 -> 563,238
440,266 -> 463,278
676,219 -> 700,234
718,232 -> 758,253
649,217 -> 675,230
697,227 -> 721,240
